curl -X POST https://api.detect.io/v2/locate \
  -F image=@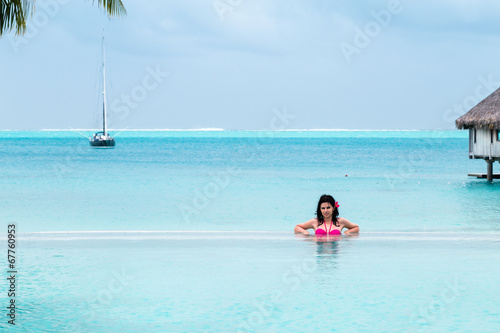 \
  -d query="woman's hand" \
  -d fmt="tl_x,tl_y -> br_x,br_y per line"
294,225 -> 309,235
344,227 -> 359,235
294,219 -> 317,234
339,218 -> 359,234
